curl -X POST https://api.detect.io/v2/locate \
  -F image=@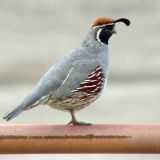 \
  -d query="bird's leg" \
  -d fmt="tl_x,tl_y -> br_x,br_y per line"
68,110 -> 91,125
